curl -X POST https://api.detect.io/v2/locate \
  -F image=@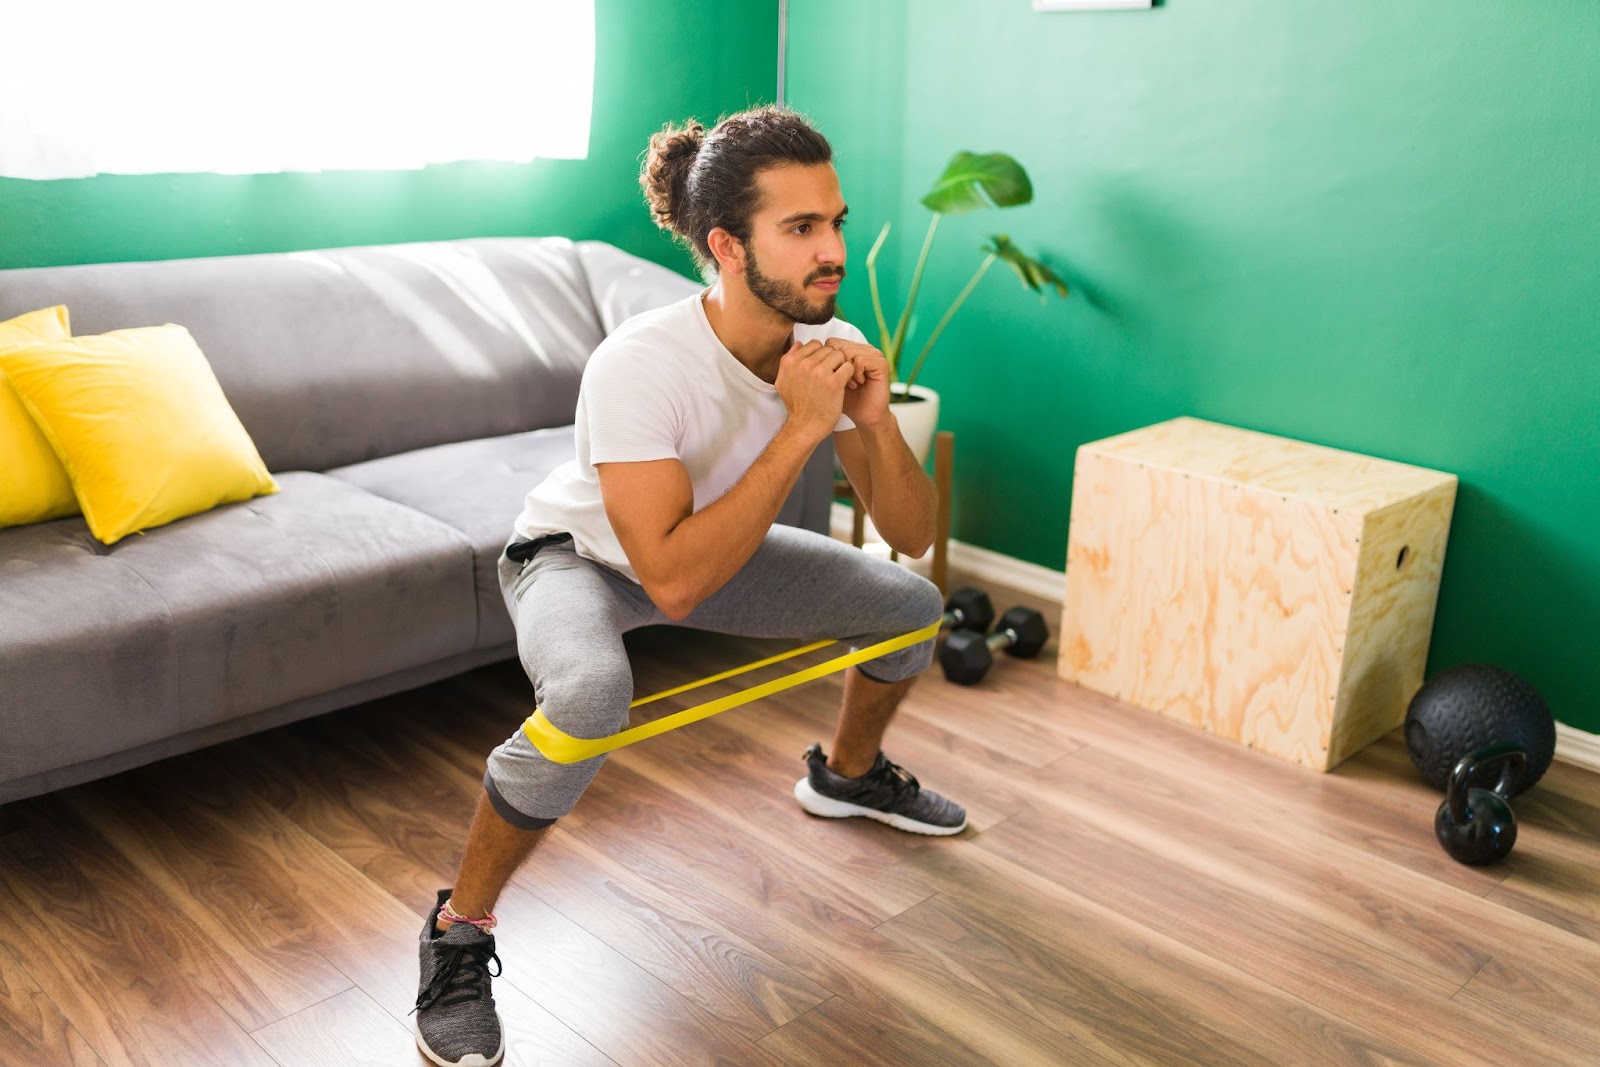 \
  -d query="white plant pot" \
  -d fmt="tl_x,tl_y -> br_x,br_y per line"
889,383 -> 940,466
